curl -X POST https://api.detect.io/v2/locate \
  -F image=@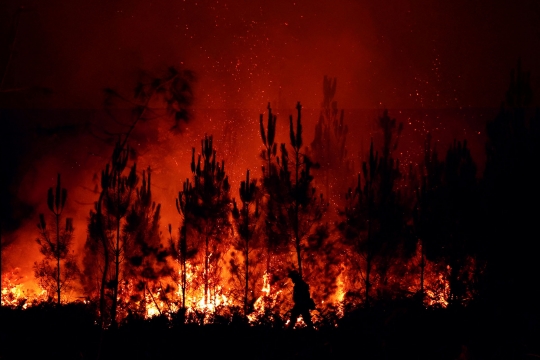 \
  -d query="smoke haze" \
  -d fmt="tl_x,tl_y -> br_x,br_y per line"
1,0 -> 539,283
